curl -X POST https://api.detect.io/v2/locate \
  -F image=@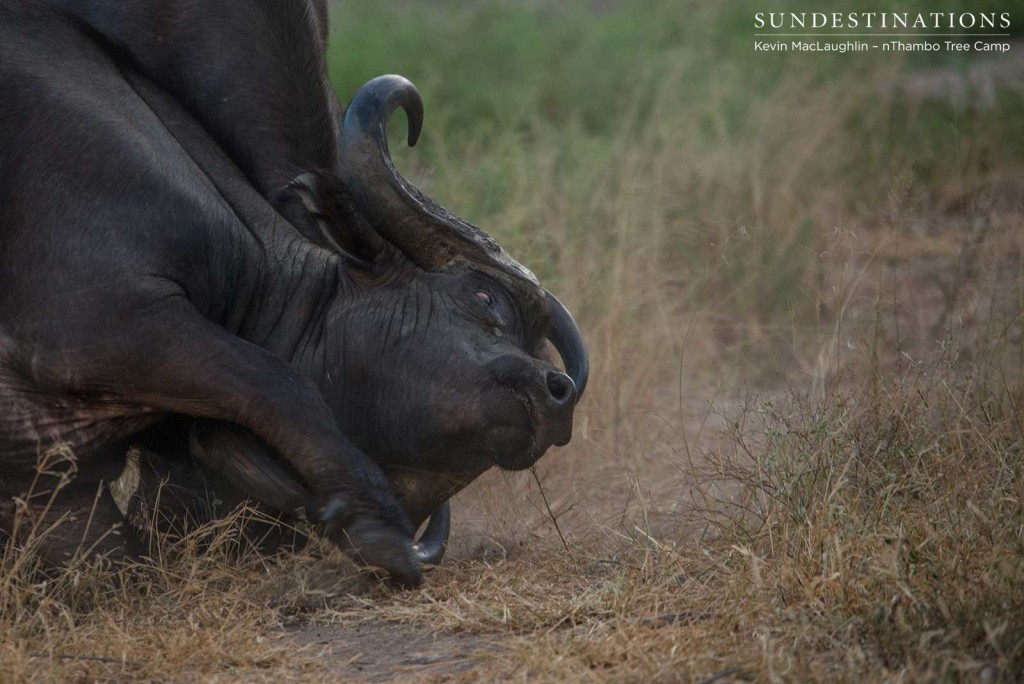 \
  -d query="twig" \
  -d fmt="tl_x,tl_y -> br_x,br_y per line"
530,467 -> 569,553
29,652 -> 139,666
634,610 -> 714,626
697,666 -> 745,684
